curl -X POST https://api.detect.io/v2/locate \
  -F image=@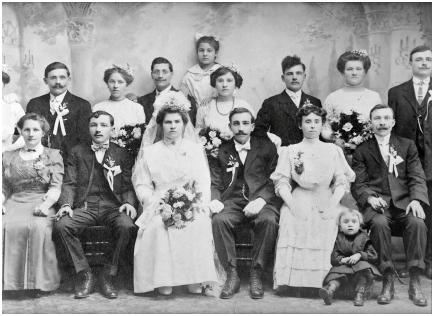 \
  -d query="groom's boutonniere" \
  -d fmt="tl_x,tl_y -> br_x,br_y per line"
226,155 -> 239,187
388,144 -> 403,177
103,156 -> 122,191
293,151 -> 304,175
58,102 -> 69,116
